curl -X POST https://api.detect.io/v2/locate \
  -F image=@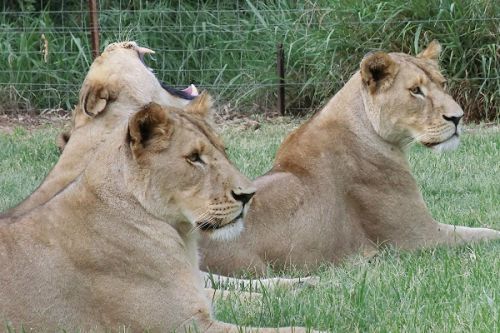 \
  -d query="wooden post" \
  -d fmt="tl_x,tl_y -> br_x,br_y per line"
88,0 -> 100,59
277,43 -> 285,116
